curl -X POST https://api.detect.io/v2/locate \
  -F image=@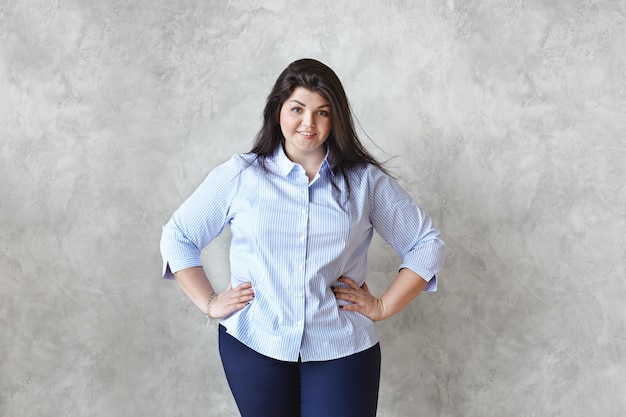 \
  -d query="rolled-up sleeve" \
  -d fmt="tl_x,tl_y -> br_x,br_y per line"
160,156 -> 242,279
368,167 -> 445,291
